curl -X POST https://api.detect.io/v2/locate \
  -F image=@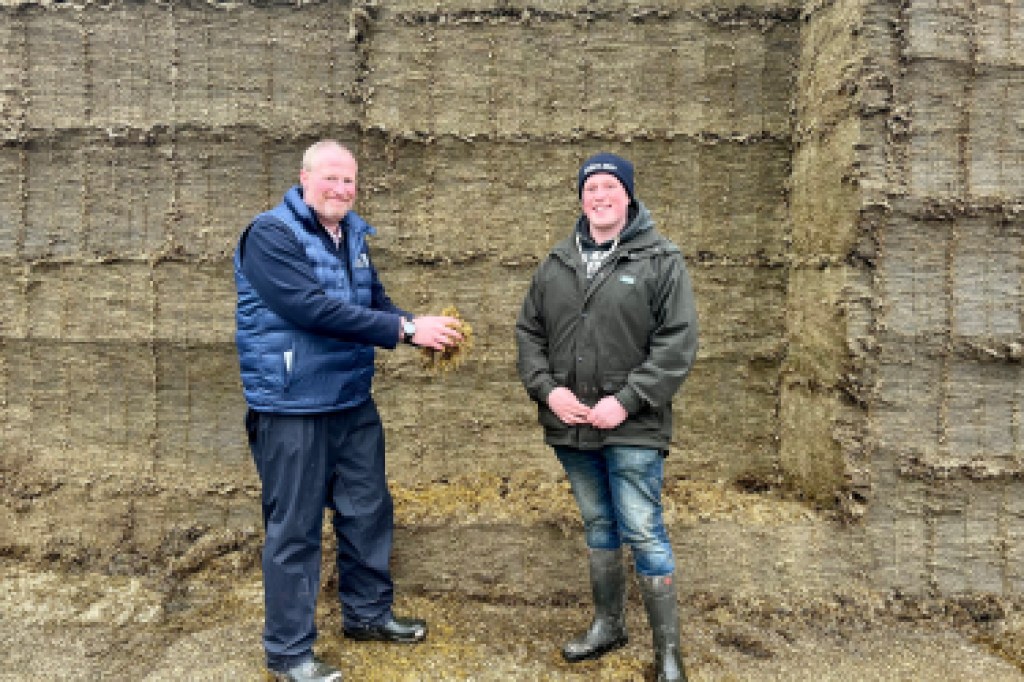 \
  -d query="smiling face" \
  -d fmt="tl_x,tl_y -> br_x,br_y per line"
299,143 -> 358,228
581,172 -> 630,240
